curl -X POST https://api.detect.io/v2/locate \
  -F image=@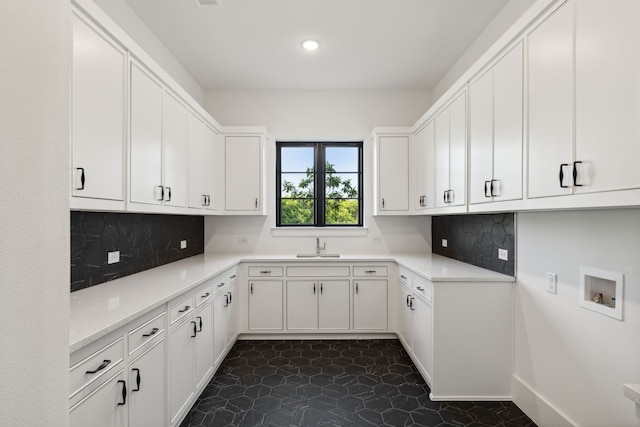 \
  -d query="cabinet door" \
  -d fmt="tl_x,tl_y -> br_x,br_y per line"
212,292 -> 228,366
287,281 -> 318,330
130,63 -> 163,206
575,0 -> 640,193
493,42 -> 523,202
353,280 -> 388,330
397,283 -> 413,350
527,1 -> 574,198
129,340 -> 166,427
69,371 -> 126,427
226,136 -> 262,211
71,14 -> 125,202
412,294 -> 433,382
225,283 -> 238,348
169,319 -> 196,423
187,114 -> 208,209
249,280 -> 283,330
378,136 -> 409,211
434,108 -> 450,208
195,303 -> 214,390
163,92 -> 188,208
318,280 -> 350,330
206,129 -> 224,211
448,94 -> 467,207
469,70 -> 494,205
413,122 -> 436,210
